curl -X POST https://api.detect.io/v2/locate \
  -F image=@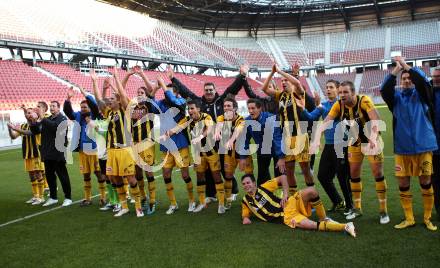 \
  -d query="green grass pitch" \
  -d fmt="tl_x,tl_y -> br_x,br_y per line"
1,106 -> 439,267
